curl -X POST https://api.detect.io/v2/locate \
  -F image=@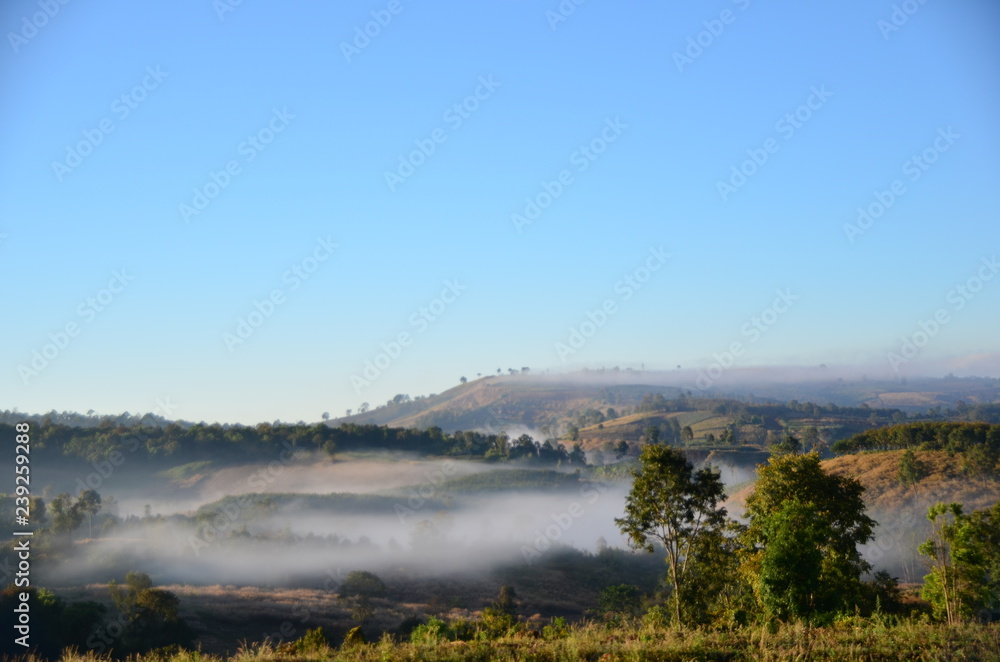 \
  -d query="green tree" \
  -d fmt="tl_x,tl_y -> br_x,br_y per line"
675,520 -> 746,626
596,584 -> 642,624
76,489 -> 102,538
338,571 -> 387,599
644,425 -> 661,445
614,440 -> 630,460
898,449 -> 928,487
963,444 -> 998,482
670,418 -> 682,442
681,426 -> 694,442
615,445 -> 728,625
801,426 -> 819,451
338,571 -> 385,628
108,571 -> 193,653
48,493 -> 84,534
919,503 -> 966,624
350,596 -> 374,626
756,499 -> 825,620
919,502 -> 1000,623
770,432 -> 801,455
740,452 -> 875,621
480,585 -> 518,638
